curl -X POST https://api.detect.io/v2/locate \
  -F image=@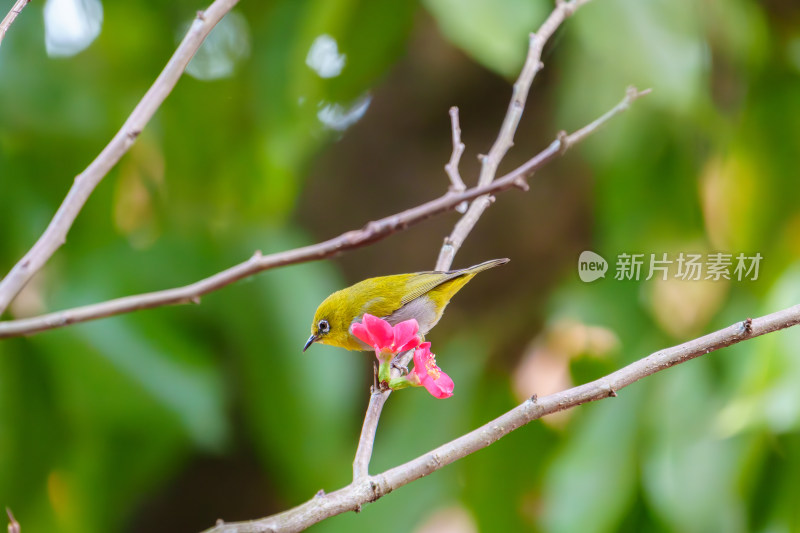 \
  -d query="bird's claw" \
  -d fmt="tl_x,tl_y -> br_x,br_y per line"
391,361 -> 409,375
